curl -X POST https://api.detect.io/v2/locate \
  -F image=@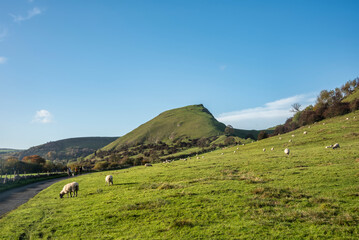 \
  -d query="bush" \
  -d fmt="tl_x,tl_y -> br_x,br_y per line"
93,161 -> 109,170
350,99 -> 359,111
257,131 -> 269,140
